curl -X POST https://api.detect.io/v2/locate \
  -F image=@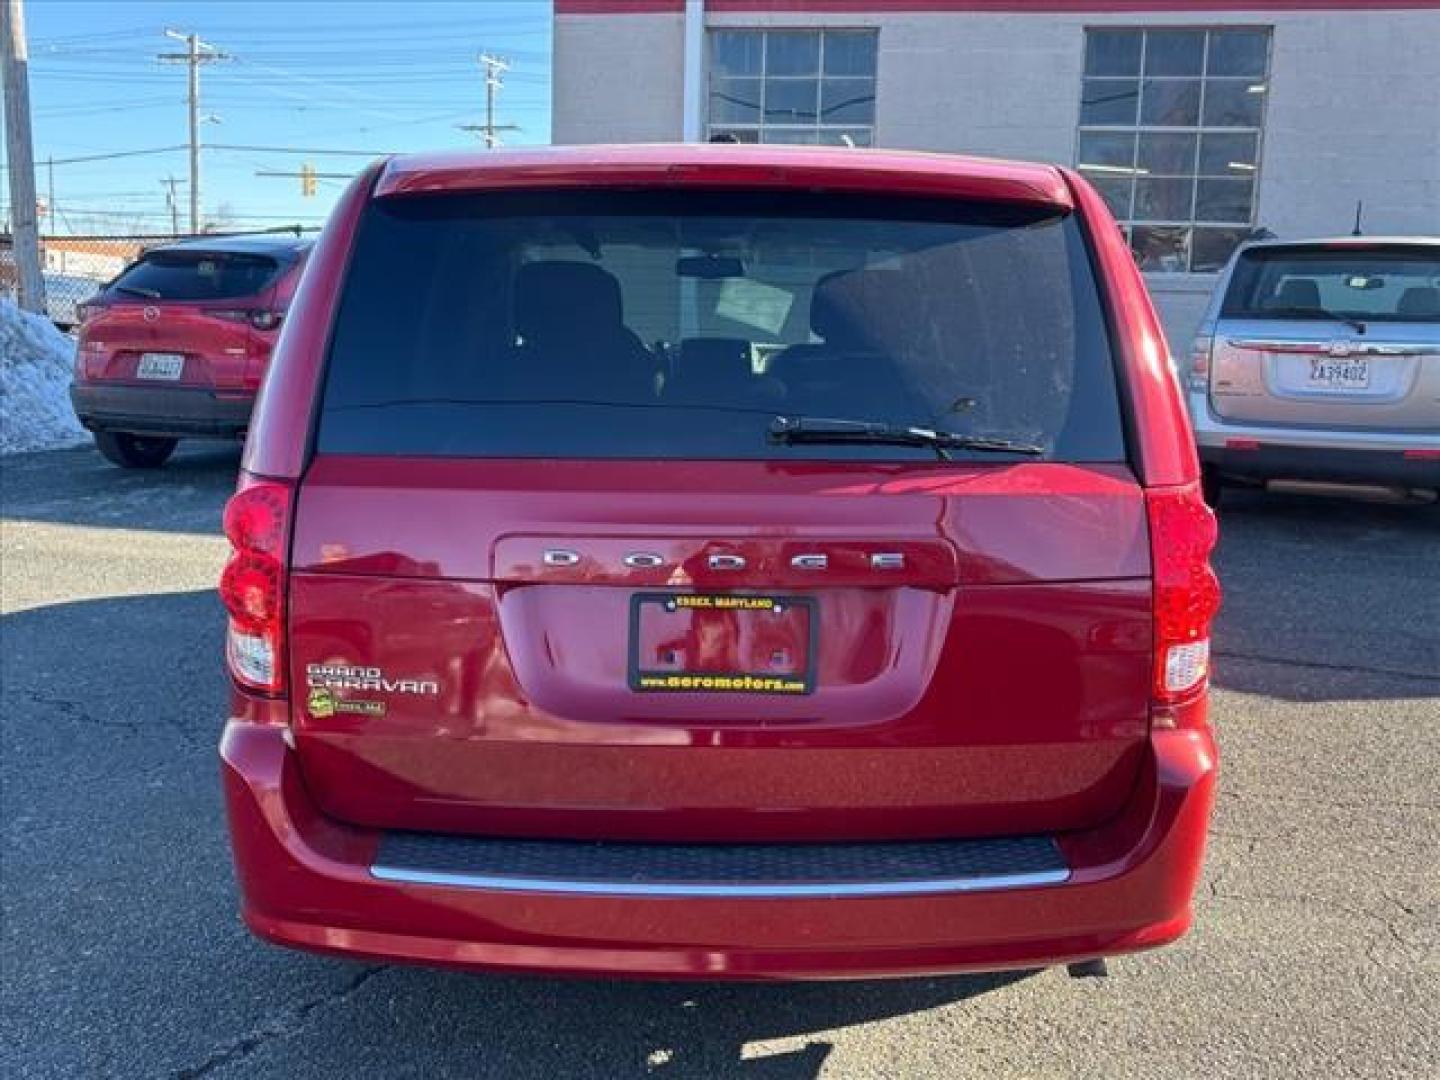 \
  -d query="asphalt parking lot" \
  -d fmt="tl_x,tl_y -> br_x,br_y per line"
2,444 -> 1437,1079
